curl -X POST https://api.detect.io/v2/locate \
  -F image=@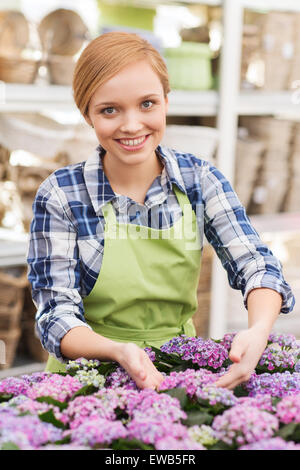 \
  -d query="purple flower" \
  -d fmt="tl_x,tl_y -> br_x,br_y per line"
196,386 -> 238,408
219,332 -> 237,352
245,372 -> 300,398
144,347 -> 156,362
268,333 -> 298,349
105,366 -> 138,390
64,394 -> 123,429
237,394 -> 275,413
161,335 -> 228,370
212,405 -> 279,447
126,388 -> 186,422
258,345 -> 296,372
0,414 -> 62,449
239,437 -> 300,450
26,374 -> 83,402
0,377 -> 30,397
21,372 -> 51,385
67,416 -> 128,447
13,397 -> 69,425
126,418 -> 189,446
158,368 -> 220,398
276,393 -> 300,424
